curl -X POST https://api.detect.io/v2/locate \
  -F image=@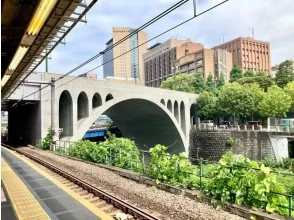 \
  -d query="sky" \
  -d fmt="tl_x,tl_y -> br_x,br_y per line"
36,0 -> 294,79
